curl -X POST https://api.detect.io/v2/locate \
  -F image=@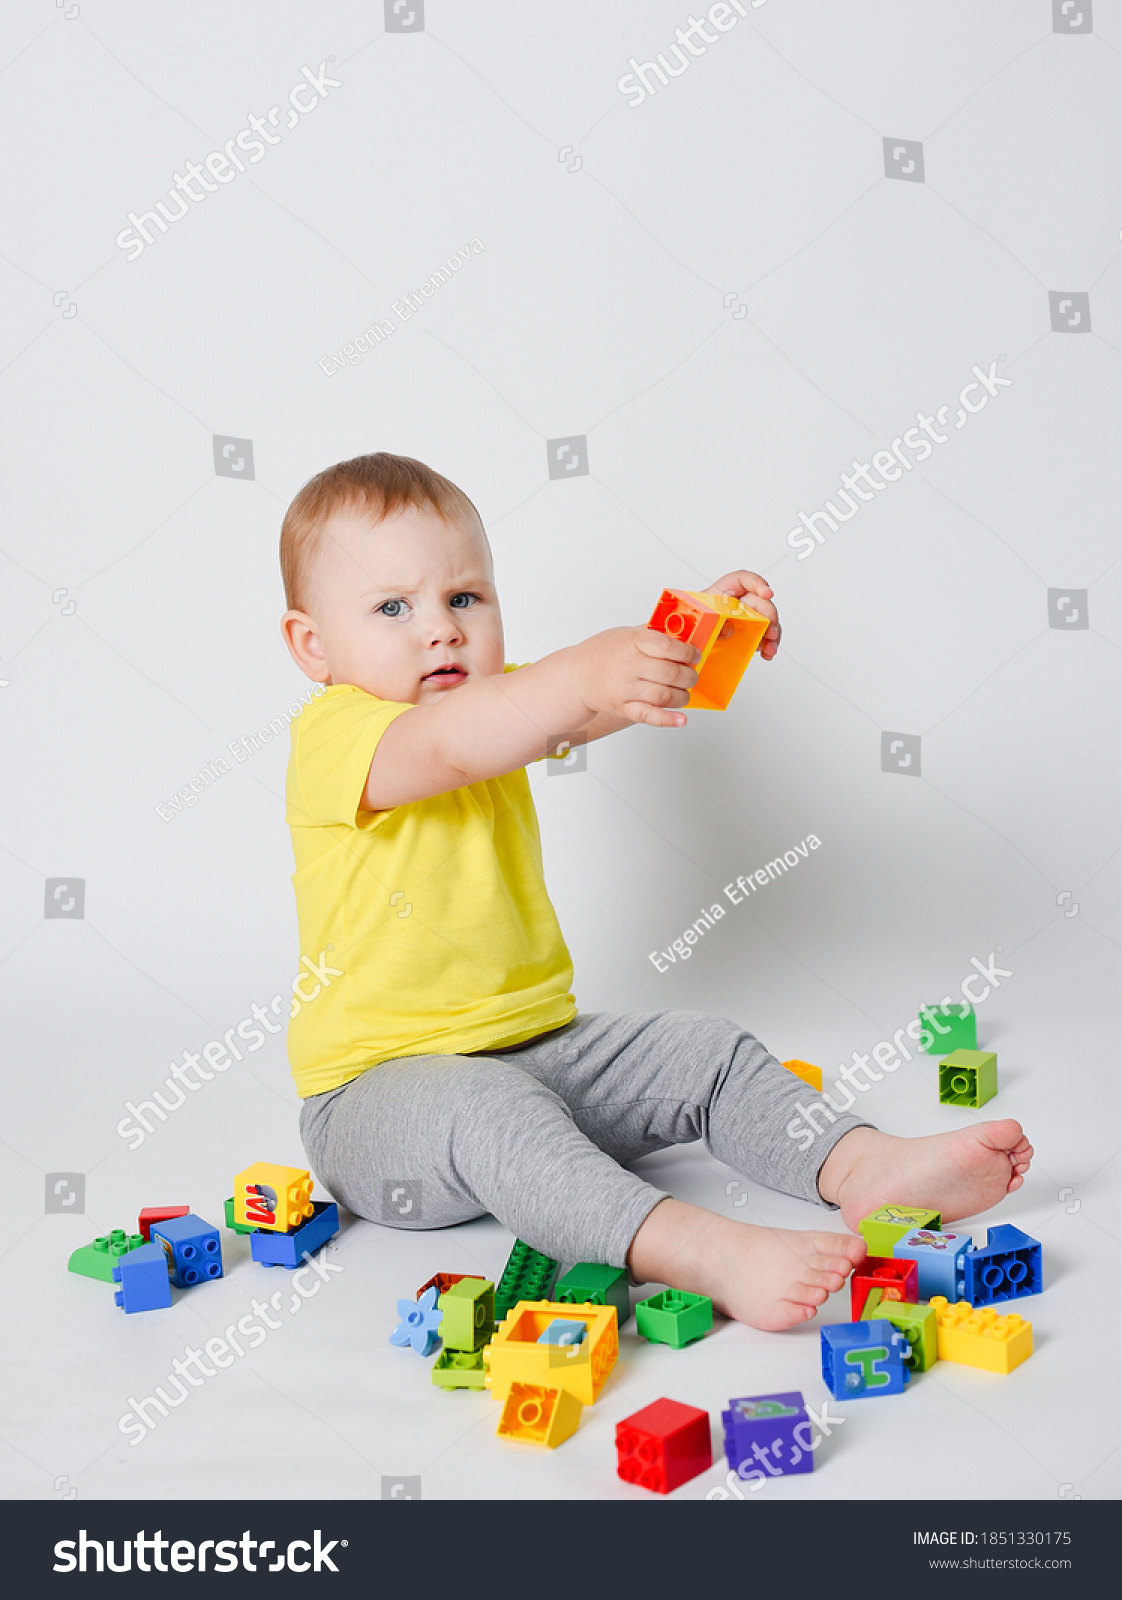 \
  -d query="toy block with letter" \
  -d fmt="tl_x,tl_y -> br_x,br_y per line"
233,1162 -> 315,1233
137,1206 -> 189,1241
498,1382 -> 583,1448
849,1257 -> 918,1320
616,1398 -> 712,1494
919,1003 -> 977,1054
893,1228 -> 970,1302
938,1049 -> 998,1109
646,588 -> 769,710
150,1213 -> 223,1288
722,1392 -> 813,1480
962,1225 -> 1042,1307
782,1058 -> 823,1092
930,1298 -> 1033,1374
859,1205 -> 942,1258
223,1196 -> 258,1236
821,1320 -> 911,1399
554,1263 -> 631,1328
